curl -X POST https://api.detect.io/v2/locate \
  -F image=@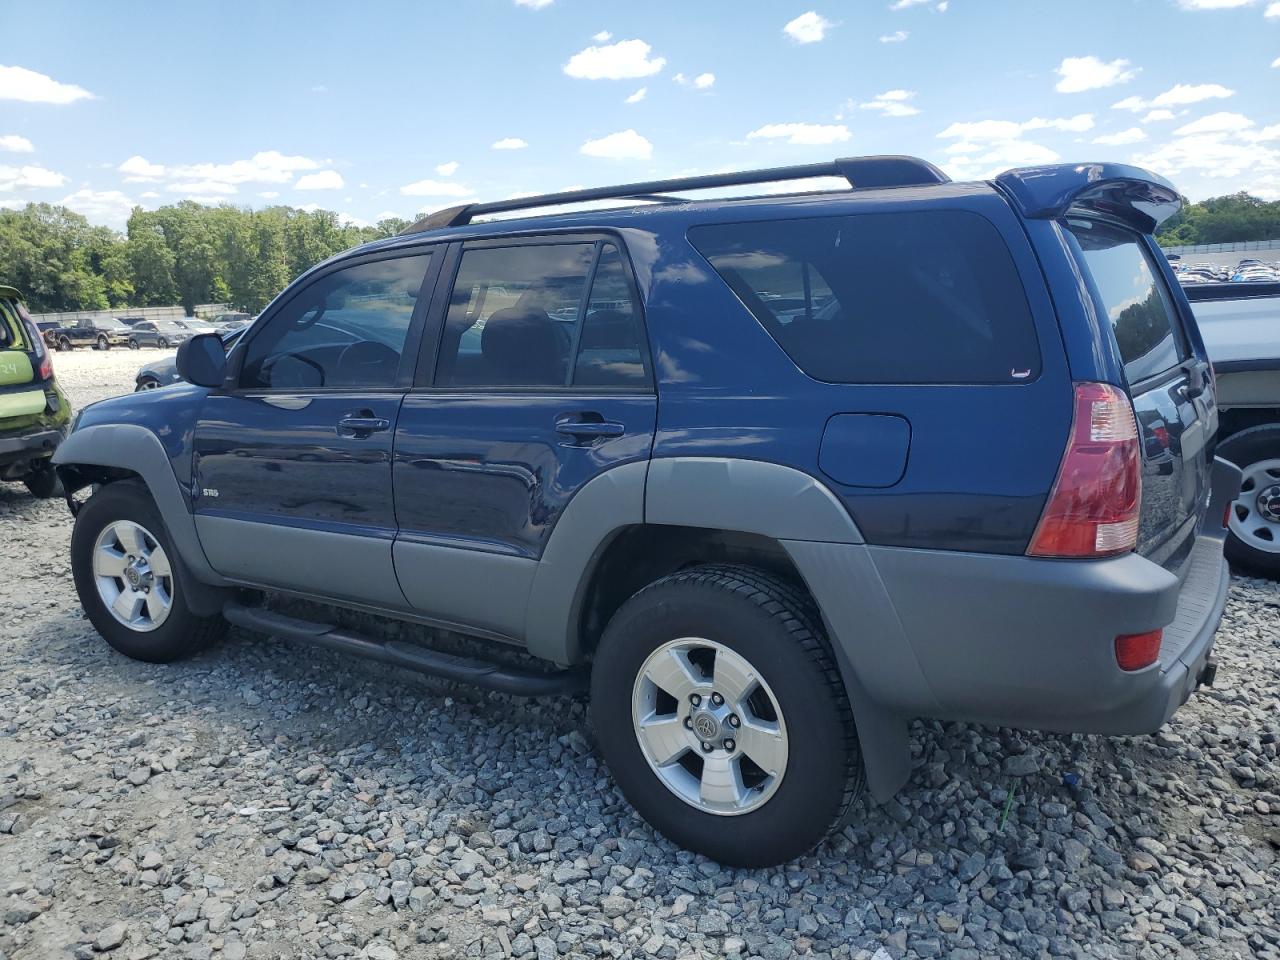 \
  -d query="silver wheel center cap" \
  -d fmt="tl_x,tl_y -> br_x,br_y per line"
125,567 -> 142,587
1258,484 -> 1280,523
692,712 -> 720,741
